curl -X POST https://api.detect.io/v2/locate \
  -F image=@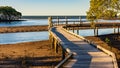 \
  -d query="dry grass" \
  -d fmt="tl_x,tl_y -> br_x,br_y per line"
0,40 -> 62,68
0,25 -> 48,33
